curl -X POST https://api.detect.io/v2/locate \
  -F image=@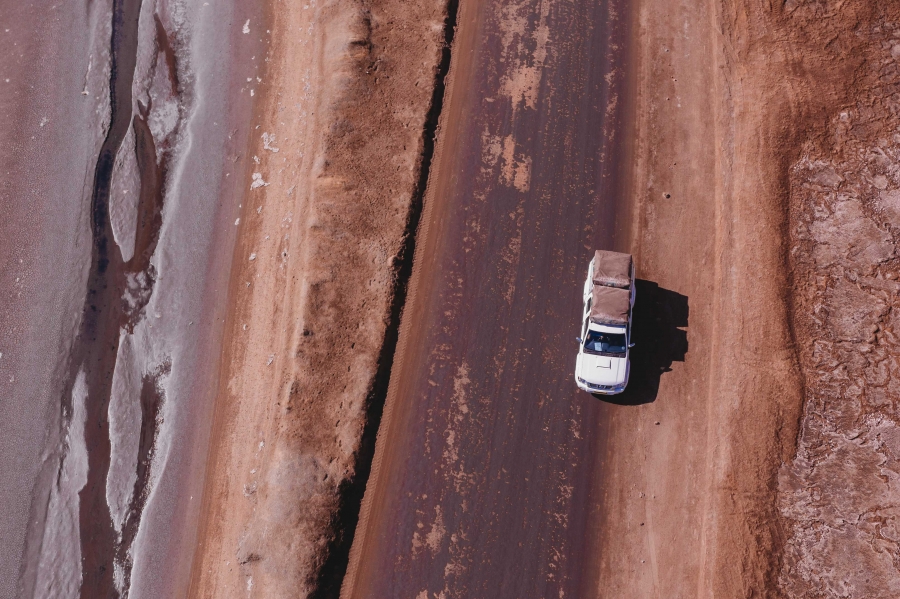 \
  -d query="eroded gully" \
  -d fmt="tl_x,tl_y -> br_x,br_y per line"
67,0 -> 178,595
